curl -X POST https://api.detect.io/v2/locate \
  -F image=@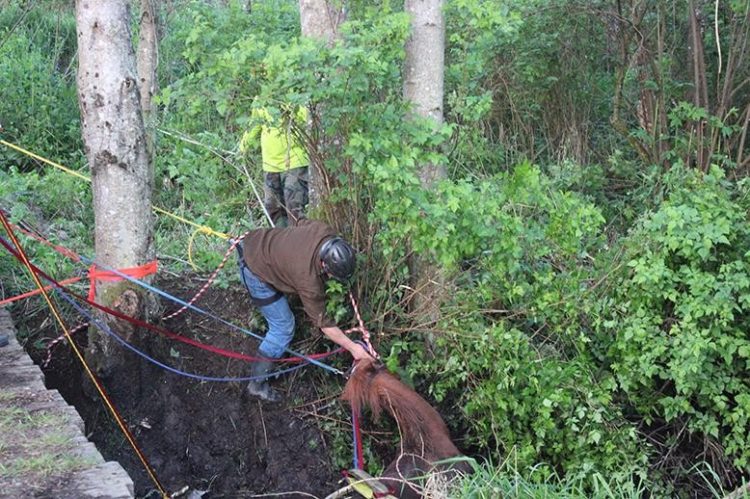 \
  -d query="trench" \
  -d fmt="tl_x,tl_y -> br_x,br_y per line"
14,274 -> 354,498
